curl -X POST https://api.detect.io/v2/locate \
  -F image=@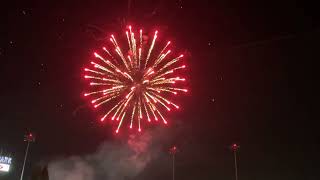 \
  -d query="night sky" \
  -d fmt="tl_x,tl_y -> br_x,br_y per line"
1,0 -> 319,179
